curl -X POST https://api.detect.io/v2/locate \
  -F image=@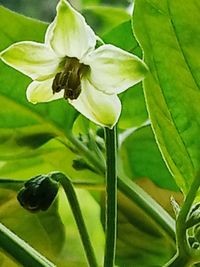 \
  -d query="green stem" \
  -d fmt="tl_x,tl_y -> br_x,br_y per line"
164,172 -> 200,267
66,134 -> 175,243
0,179 -> 23,190
52,173 -> 98,267
103,127 -> 117,267
0,223 -> 55,267
164,253 -> 191,267
176,171 -> 200,255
